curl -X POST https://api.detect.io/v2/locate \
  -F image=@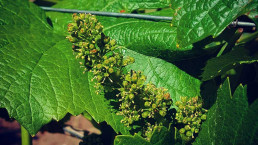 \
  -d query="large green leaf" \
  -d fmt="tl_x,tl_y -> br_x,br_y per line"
0,0 -> 128,135
201,46 -> 258,81
47,0 -> 171,34
114,126 -> 175,145
51,0 -> 170,13
193,78 -> 258,145
124,49 -> 201,102
171,0 -> 255,47
46,1 -> 197,61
